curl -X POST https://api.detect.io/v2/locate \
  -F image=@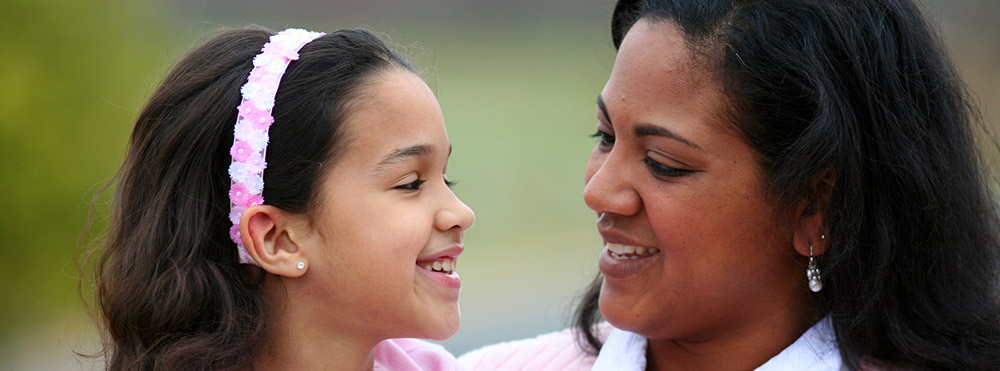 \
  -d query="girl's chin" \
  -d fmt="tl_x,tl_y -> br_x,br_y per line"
407,302 -> 460,340
418,314 -> 461,341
